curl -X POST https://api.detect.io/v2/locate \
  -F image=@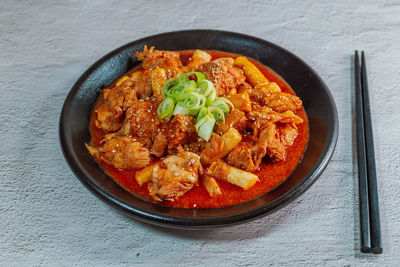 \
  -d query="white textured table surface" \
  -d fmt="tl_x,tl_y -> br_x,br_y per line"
1,0 -> 399,266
